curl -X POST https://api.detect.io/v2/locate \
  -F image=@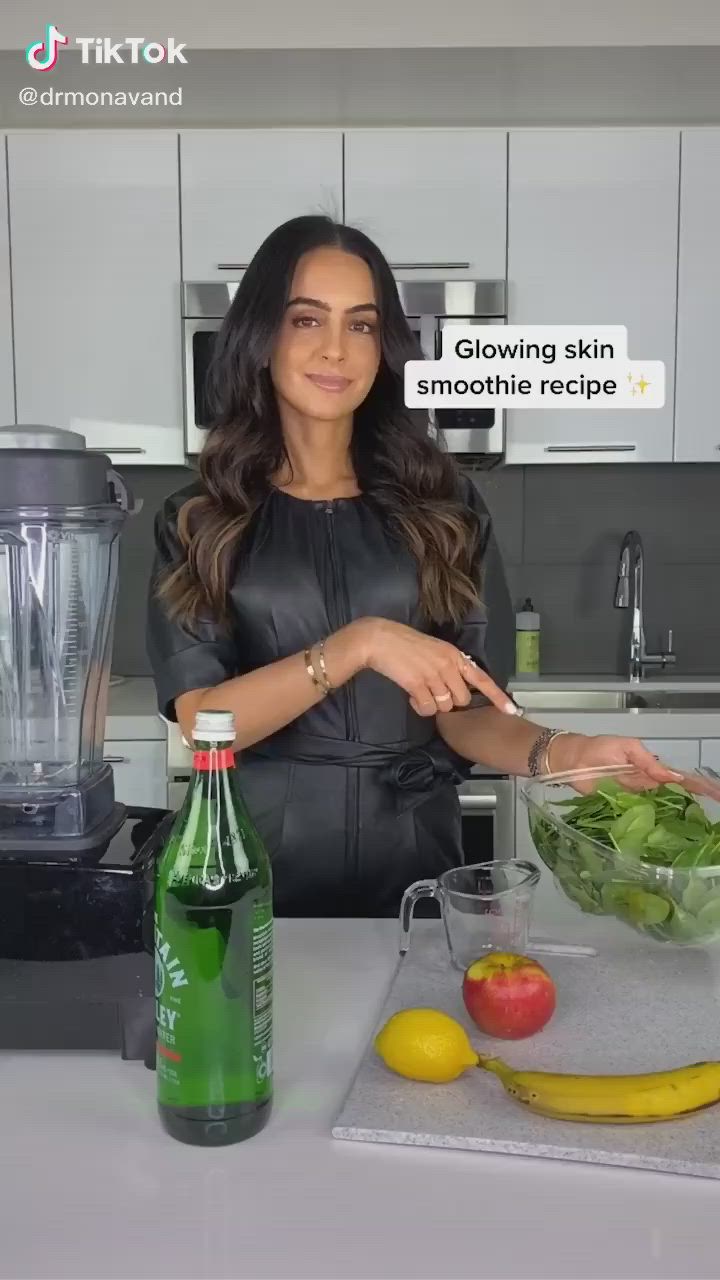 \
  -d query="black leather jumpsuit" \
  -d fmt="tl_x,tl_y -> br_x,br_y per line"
146,475 -> 513,917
